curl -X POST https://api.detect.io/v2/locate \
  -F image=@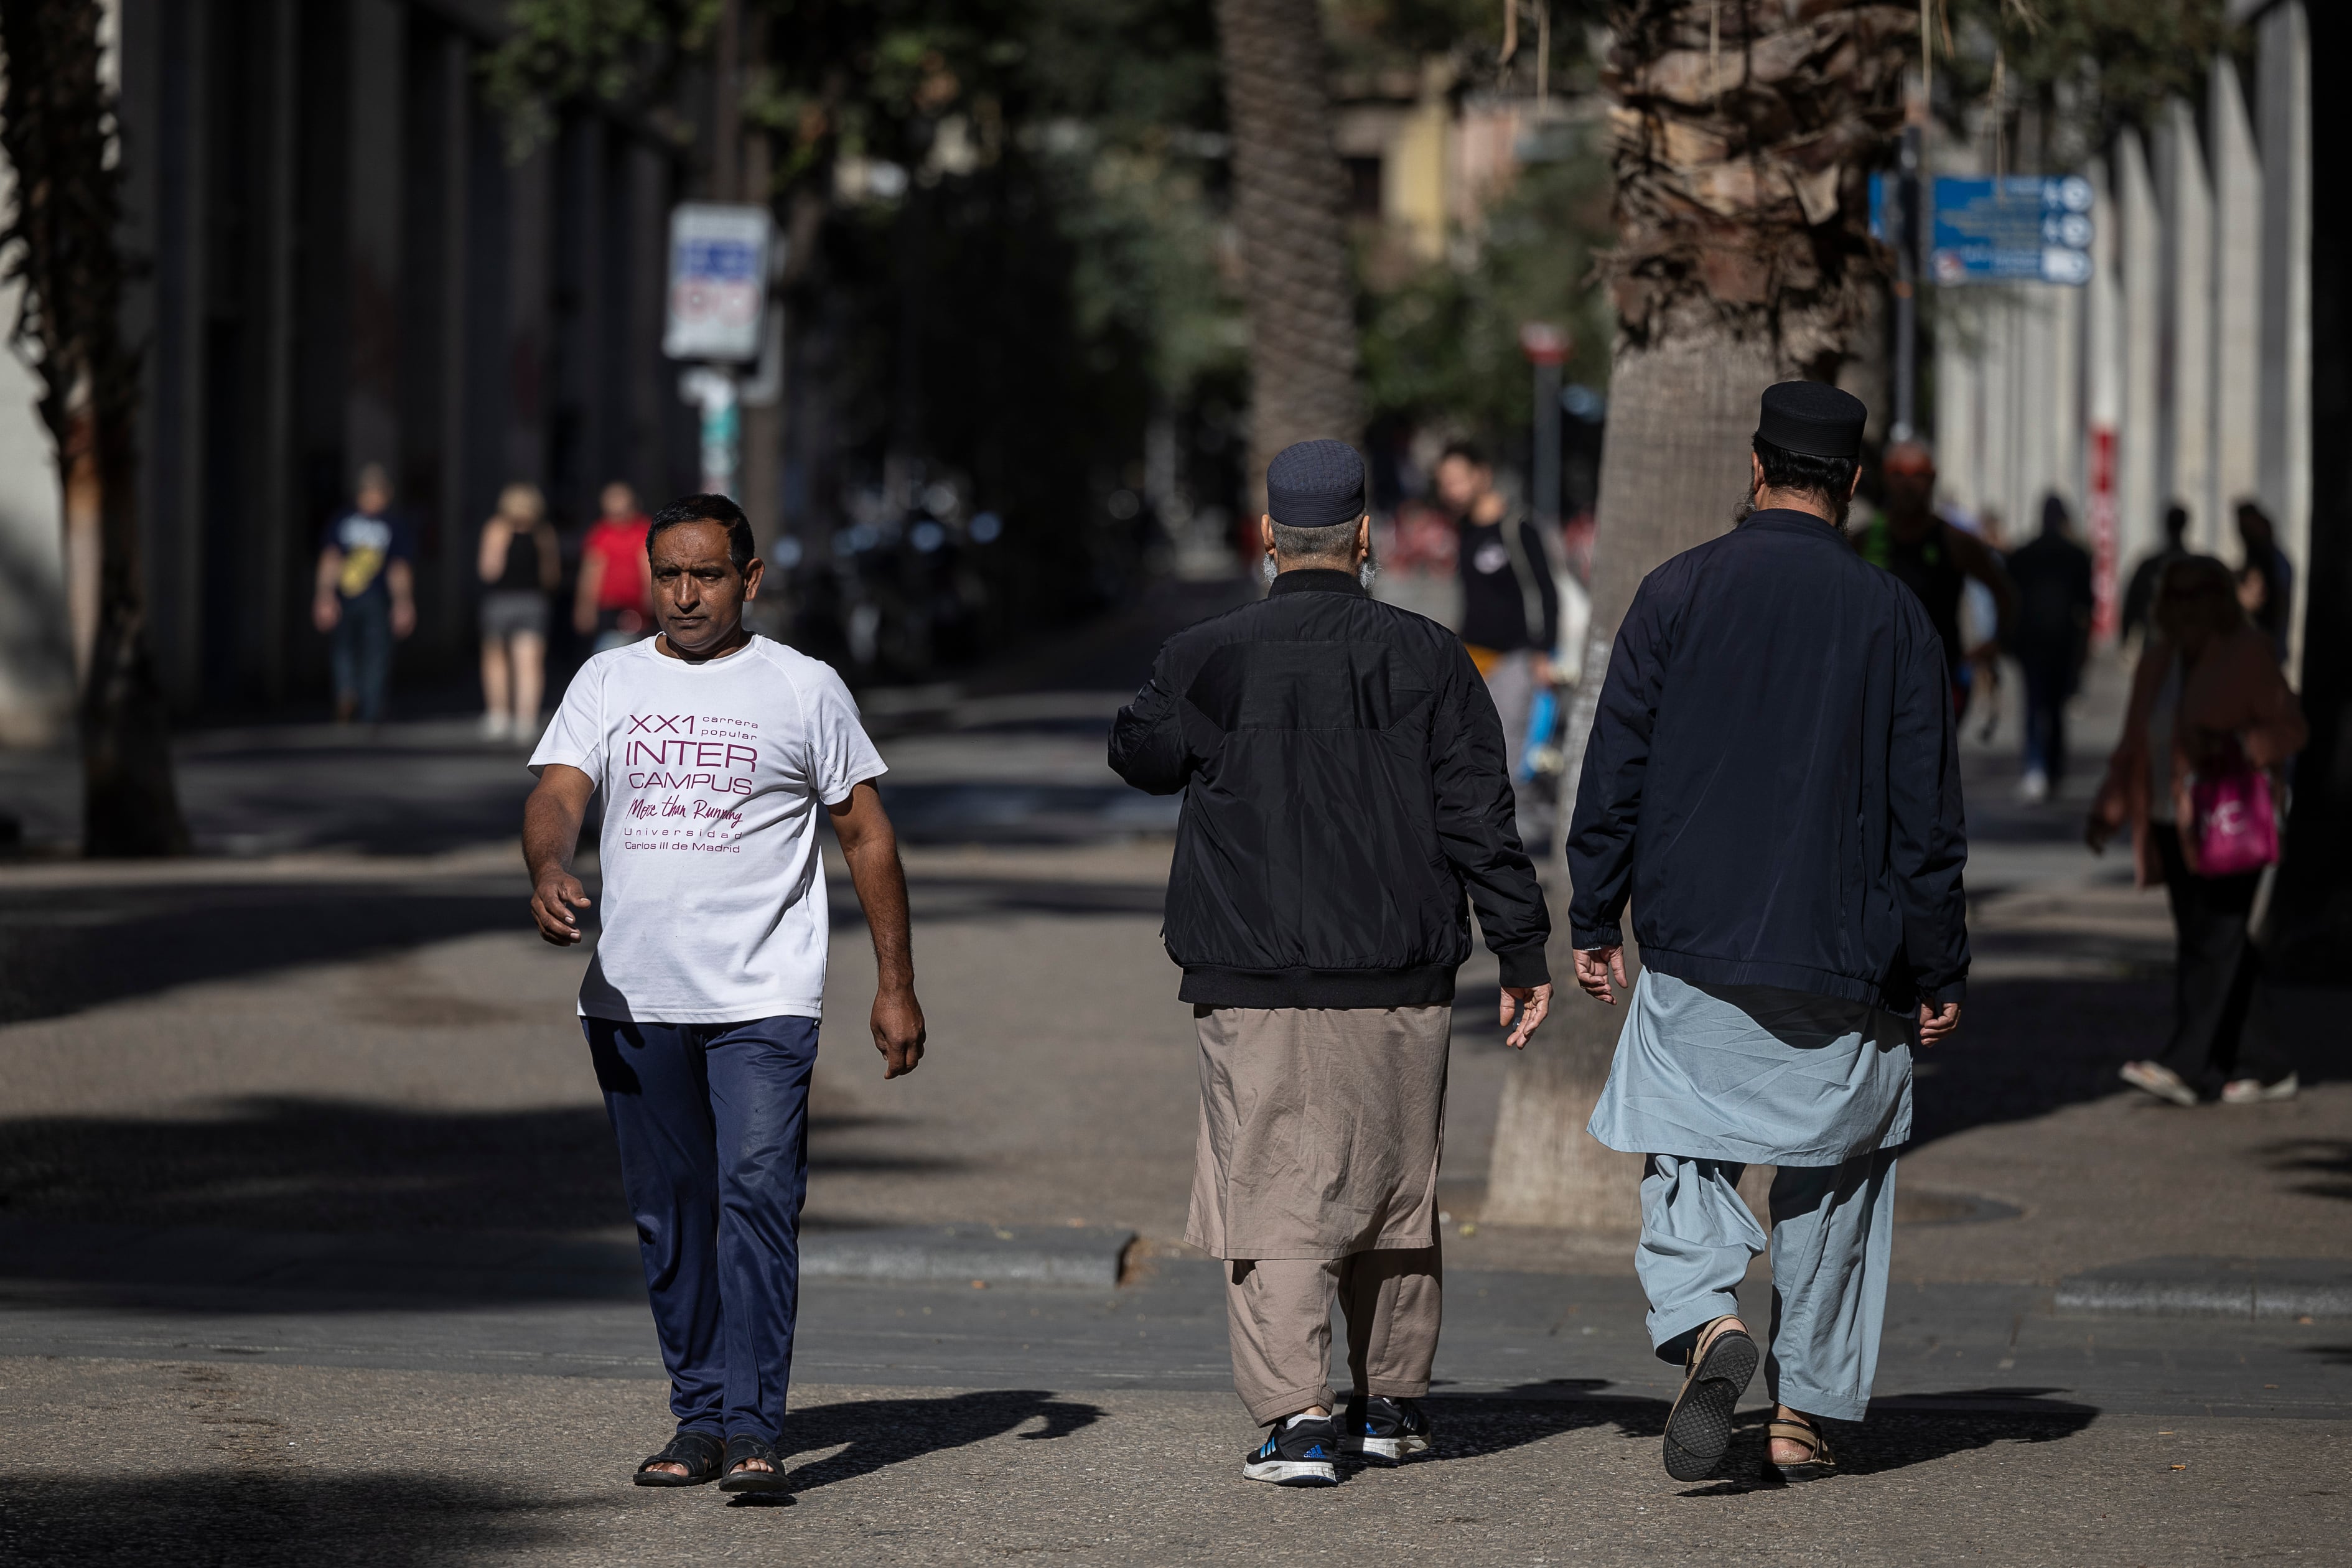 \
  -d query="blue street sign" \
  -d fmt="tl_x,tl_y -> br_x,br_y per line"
1928,175 -> 2094,286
